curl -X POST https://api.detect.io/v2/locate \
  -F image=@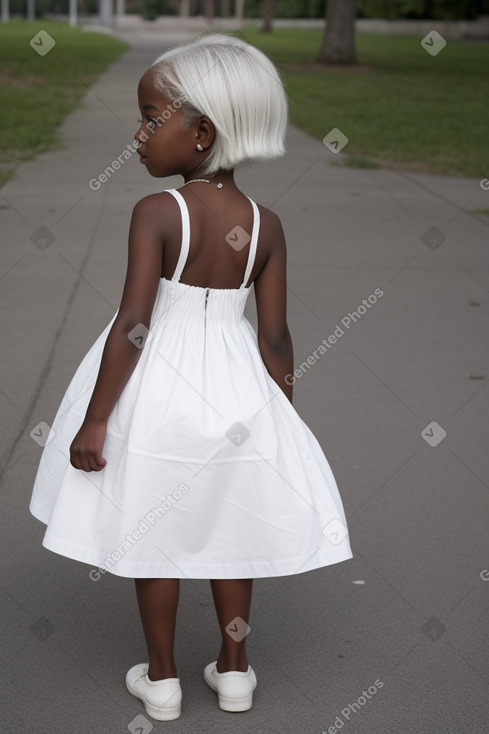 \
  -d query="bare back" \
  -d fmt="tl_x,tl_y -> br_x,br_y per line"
117,186 -> 290,350
159,188 -> 269,290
